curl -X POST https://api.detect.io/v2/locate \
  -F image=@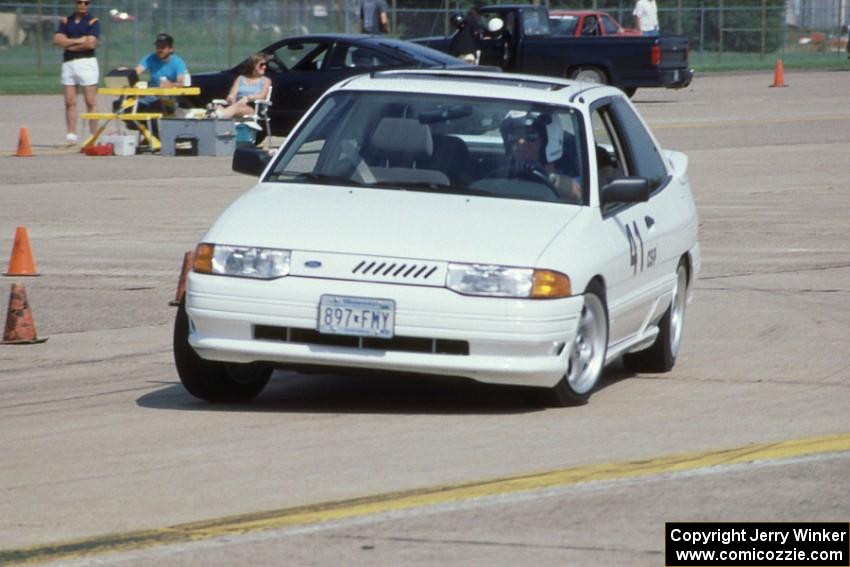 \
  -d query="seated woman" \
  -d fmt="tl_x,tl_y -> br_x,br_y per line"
212,53 -> 271,125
